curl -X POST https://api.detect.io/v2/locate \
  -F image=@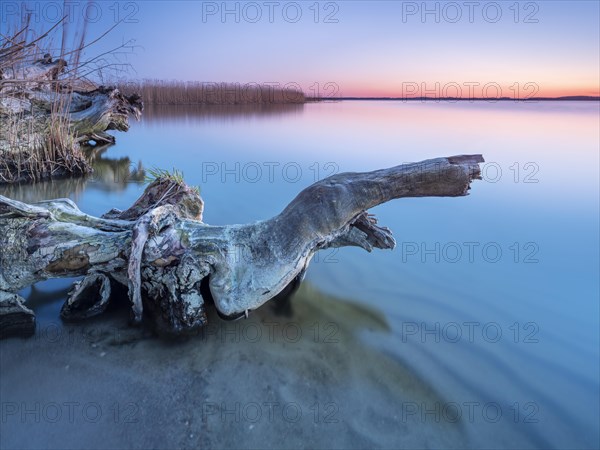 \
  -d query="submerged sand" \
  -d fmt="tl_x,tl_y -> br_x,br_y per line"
1,284 -> 468,449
